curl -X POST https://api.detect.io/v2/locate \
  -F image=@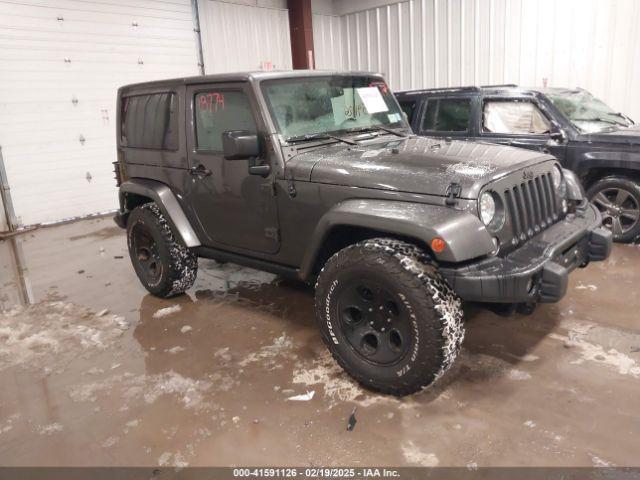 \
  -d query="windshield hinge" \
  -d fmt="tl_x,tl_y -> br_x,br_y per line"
287,176 -> 297,198
446,182 -> 462,206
